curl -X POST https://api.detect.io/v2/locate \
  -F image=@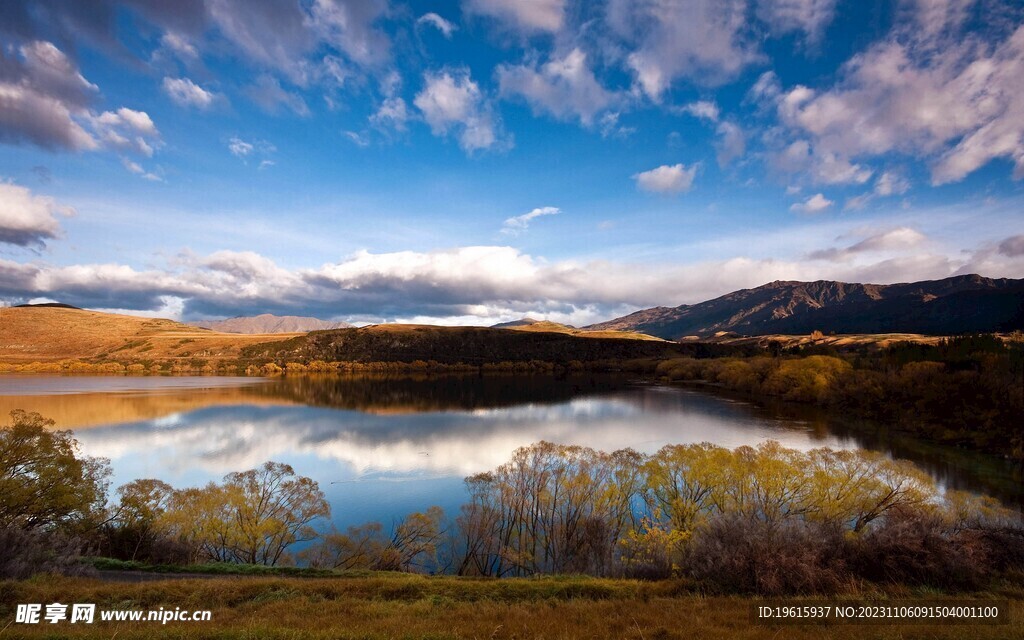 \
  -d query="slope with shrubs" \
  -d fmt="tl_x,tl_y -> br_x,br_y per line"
651,335 -> 1024,460
239,324 -> 735,367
